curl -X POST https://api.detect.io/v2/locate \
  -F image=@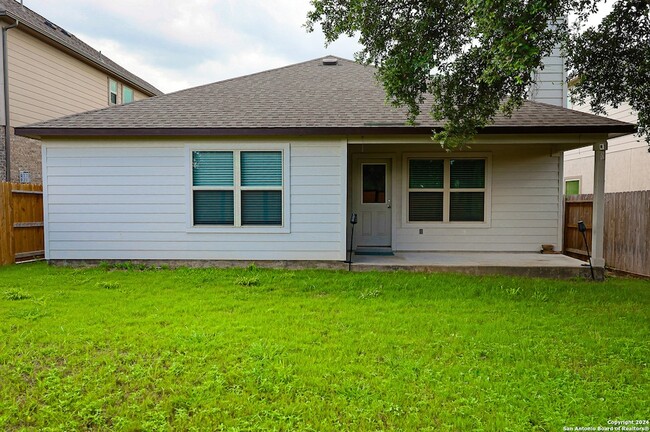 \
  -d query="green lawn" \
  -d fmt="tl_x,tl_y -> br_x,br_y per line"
0,263 -> 648,431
